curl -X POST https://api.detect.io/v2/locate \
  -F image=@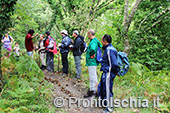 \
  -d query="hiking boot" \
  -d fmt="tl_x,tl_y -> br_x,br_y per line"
40,66 -> 43,69
47,69 -> 54,73
73,76 -> 81,80
73,77 -> 78,81
76,75 -> 81,79
60,73 -> 67,76
41,65 -> 46,70
101,107 -> 114,113
40,65 -> 45,69
84,90 -> 91,98
84,90 -> 97,98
